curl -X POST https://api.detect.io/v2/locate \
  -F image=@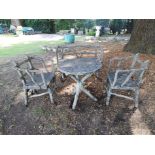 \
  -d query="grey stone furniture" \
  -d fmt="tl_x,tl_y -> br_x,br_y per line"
106,53 -> 149,107
13,56 -> 56,106
56,44 -> 104,71
56,44 -> 104,110
42,45 -> 57,53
